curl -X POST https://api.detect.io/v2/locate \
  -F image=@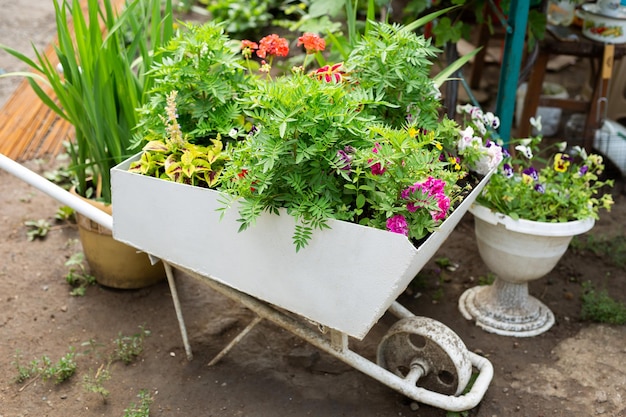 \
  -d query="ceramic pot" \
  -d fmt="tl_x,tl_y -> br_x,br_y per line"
576,3 -> 626,44
71,188 -> 165,289
458,204 -> 594,337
